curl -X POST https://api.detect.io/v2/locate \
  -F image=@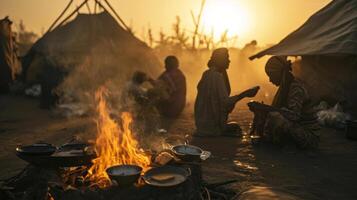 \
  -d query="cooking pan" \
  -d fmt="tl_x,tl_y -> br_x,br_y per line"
143,165 -> 190,187
16,143 -> 57,156
172,144 -> 203,162
16,143 -> 96,167
106,164 -> 142,186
